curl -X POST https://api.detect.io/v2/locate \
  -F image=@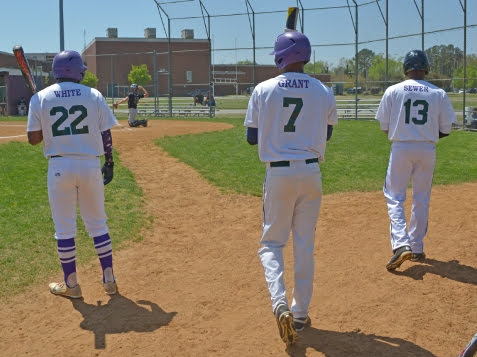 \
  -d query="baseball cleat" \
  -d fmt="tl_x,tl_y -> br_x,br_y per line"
103,280 -> 118,295
274,304 -> 296,346
49,282 -> 82,299
410,252 -> 426,262
459,332 -> 477,357
293,315 -> 311,332
386,245 -> 412,271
